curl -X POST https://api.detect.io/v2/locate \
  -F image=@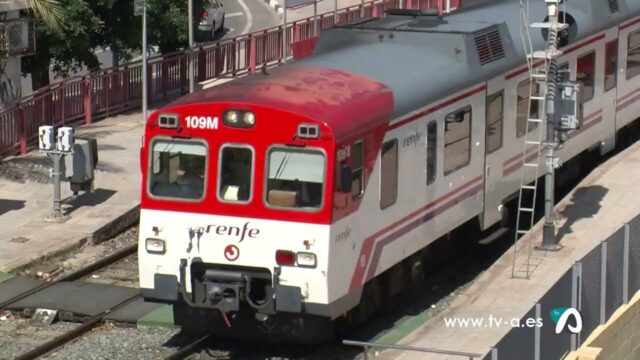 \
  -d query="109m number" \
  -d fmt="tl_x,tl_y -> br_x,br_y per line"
185,116 -> 219,130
